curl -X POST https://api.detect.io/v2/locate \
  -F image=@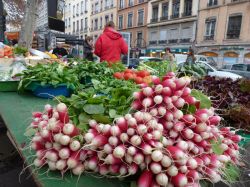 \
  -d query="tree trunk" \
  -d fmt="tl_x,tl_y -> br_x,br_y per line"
18,0 -> 39,48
